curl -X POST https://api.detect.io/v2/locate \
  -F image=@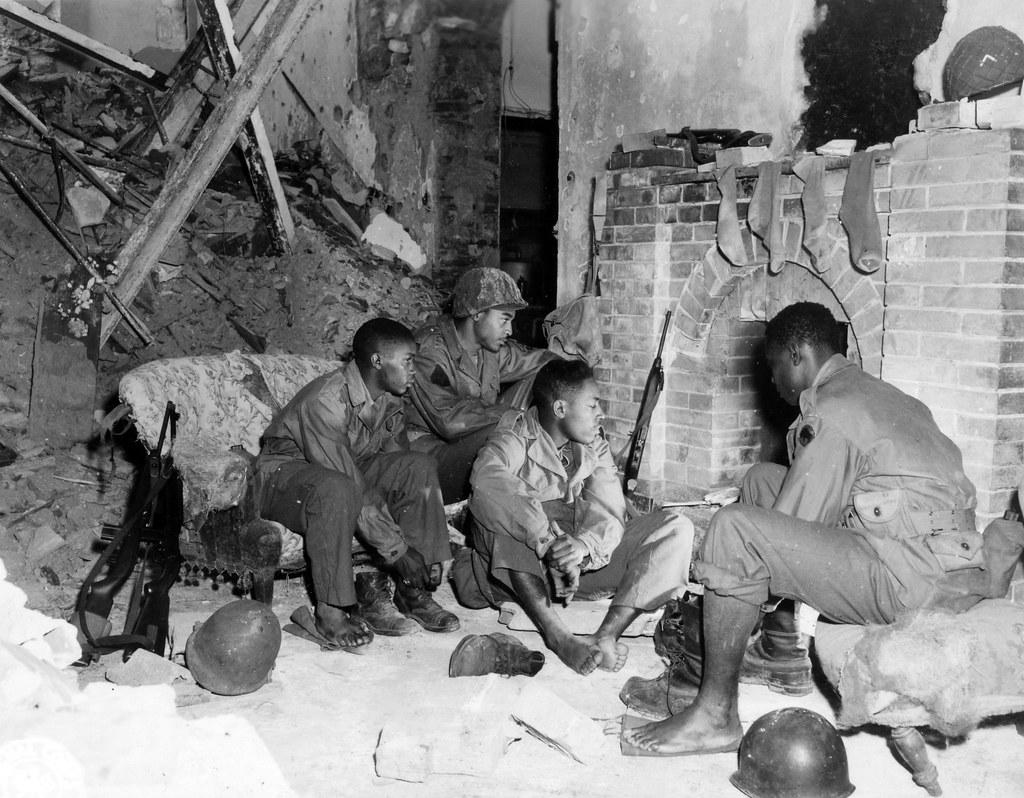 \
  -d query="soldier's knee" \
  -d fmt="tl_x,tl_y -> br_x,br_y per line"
701,503 -> 751,559
309,469 -> 362,512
